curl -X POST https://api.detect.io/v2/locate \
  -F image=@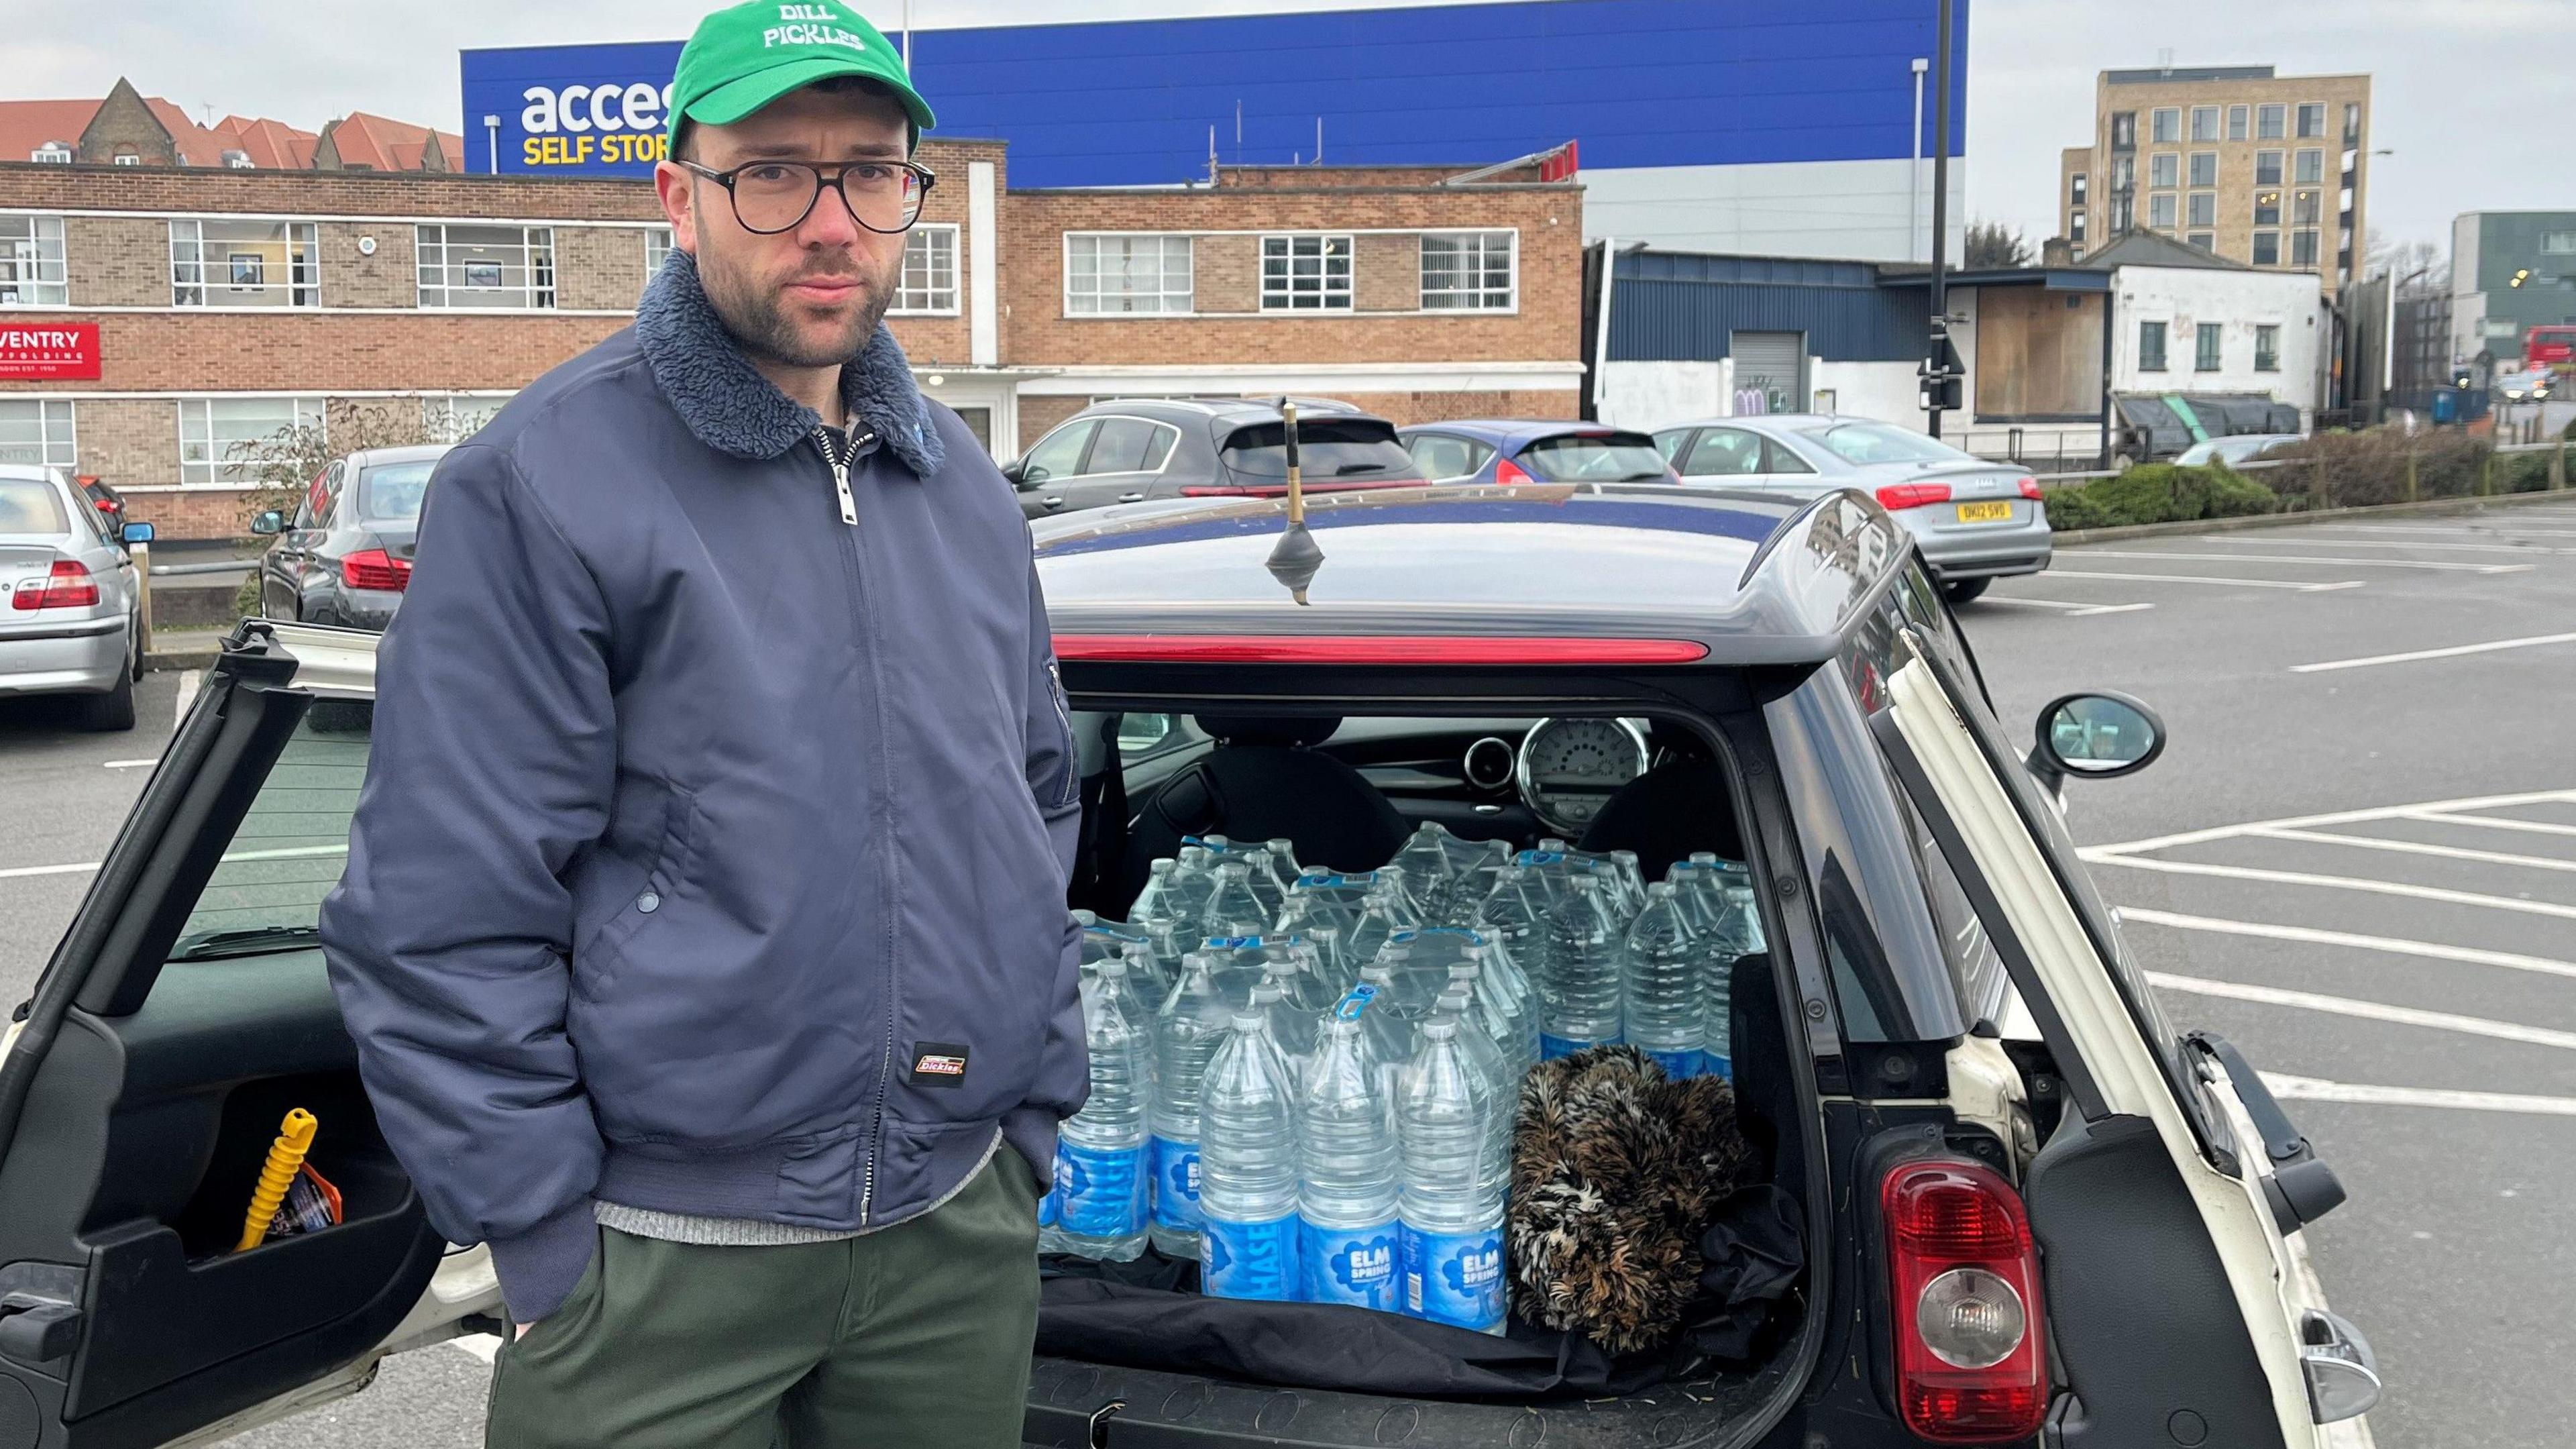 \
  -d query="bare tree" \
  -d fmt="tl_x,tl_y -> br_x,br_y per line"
1965,219 -> 2033,269
223,396 -> 474,533
2367,229 -> 2449,291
